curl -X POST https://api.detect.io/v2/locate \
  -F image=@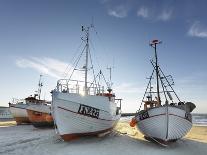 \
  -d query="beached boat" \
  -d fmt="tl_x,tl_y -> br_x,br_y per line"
9,97 -> 33,124
52,25 -> 122,141
9,75 -> 49,125
26,103 -> 53,128
130,40 -> 196,144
